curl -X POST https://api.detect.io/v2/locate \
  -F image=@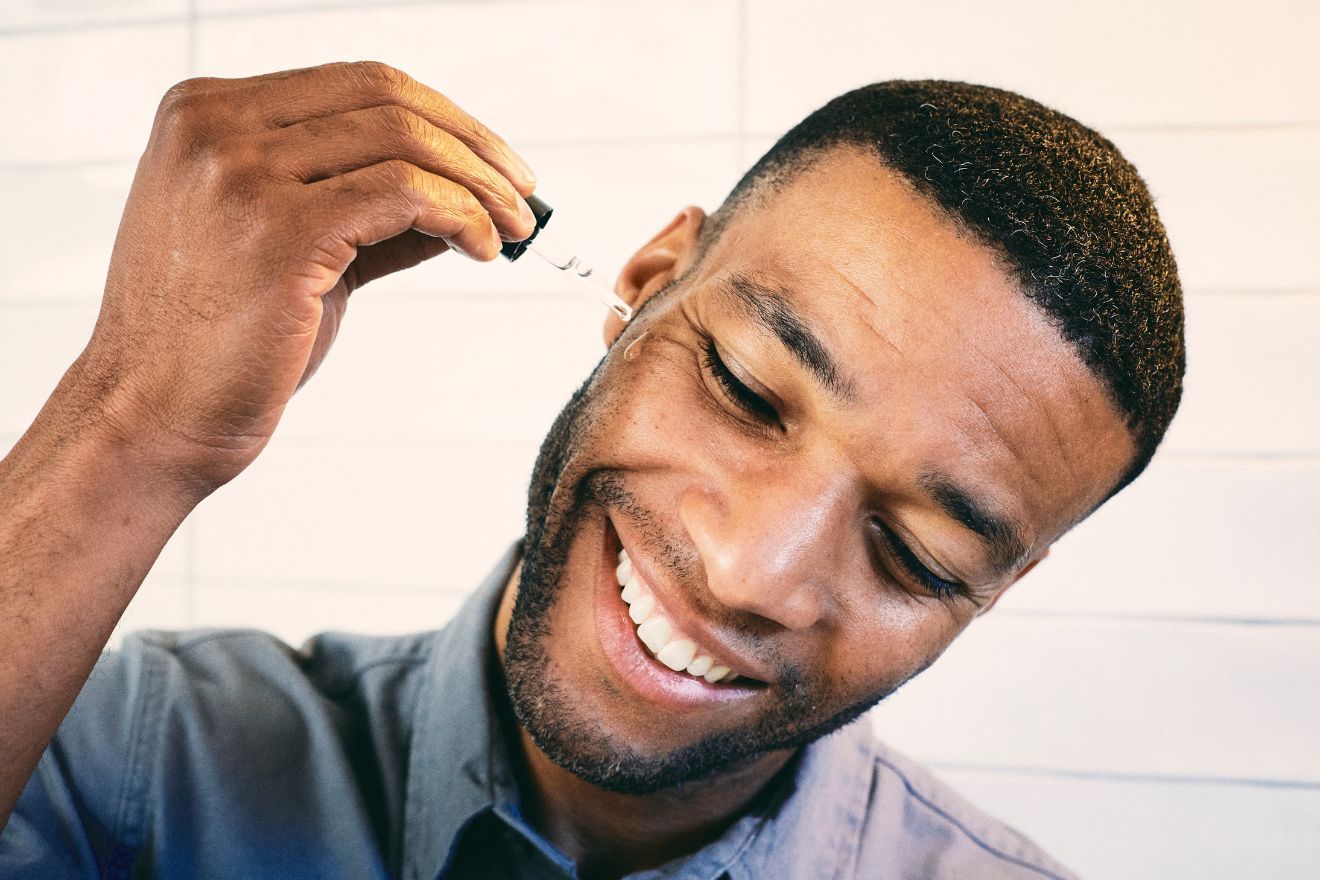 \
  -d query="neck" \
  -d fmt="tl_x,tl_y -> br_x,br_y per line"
493,561 -> 795,880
